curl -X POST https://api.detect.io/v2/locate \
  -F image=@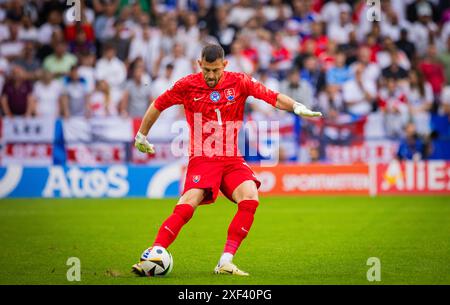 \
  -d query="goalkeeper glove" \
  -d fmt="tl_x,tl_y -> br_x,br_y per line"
135,131 -> 155,154
293,102 -> 322,117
